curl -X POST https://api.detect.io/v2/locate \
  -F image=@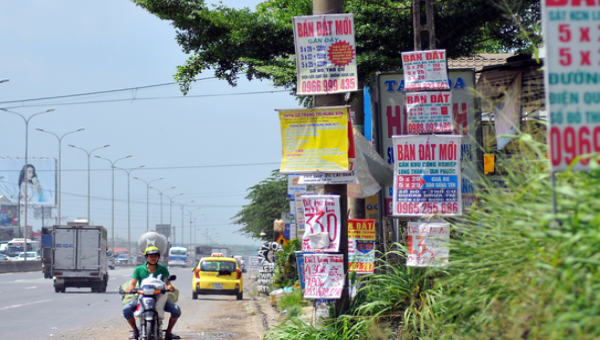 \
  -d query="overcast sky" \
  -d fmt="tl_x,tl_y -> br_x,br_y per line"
0,0 -> 297,248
